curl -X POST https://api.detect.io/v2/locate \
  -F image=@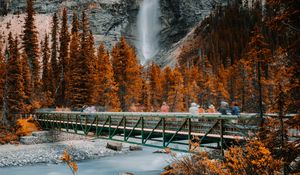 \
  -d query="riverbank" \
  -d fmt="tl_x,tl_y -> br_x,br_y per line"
0,132 -> 132,167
